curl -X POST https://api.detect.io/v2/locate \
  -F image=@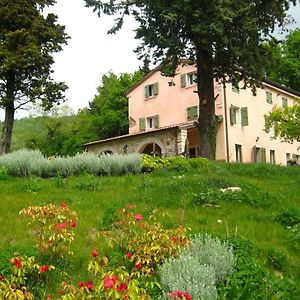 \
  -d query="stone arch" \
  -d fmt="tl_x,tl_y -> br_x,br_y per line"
136,138 -> 166,156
